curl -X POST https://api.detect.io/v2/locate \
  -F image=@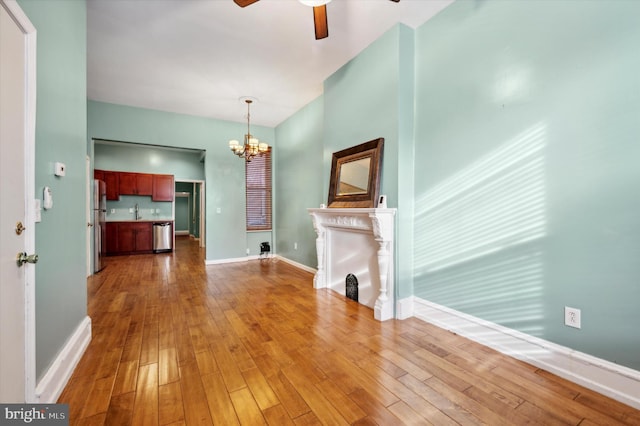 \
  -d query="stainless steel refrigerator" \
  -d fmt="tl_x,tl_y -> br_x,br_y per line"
93,179 -> 107,272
